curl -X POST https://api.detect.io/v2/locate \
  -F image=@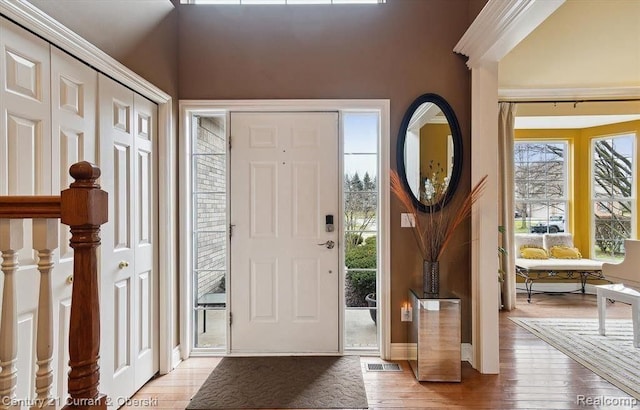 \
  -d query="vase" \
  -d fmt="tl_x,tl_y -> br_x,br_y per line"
423,260 -> 439,295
